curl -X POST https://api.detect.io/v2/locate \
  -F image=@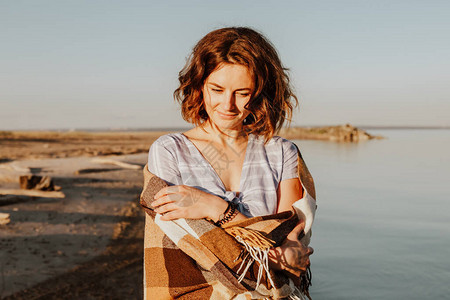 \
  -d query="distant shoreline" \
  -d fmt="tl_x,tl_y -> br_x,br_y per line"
358,125 -> 450,130
2,125 -> 449,133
